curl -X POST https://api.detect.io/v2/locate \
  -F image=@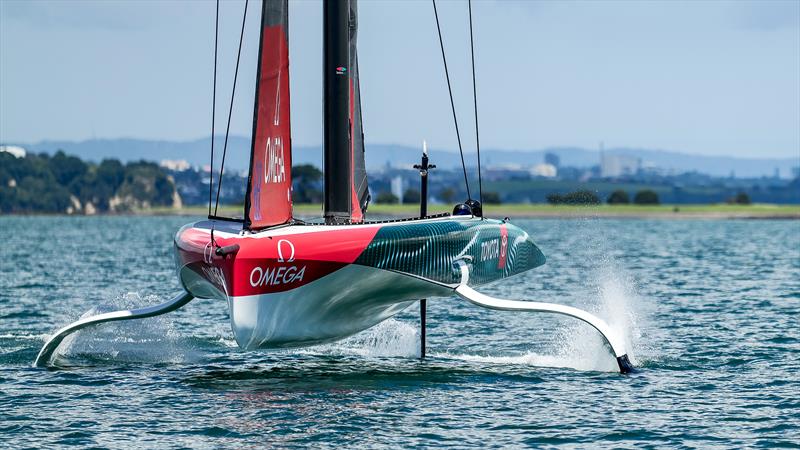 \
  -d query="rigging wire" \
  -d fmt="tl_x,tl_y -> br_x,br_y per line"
468,0 -> 483,208
208,0 -> 220,217
432,0 -> 471,200
214,0 -> 249,217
